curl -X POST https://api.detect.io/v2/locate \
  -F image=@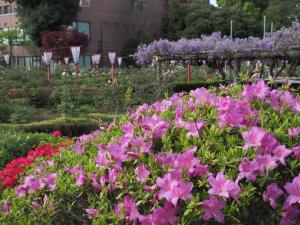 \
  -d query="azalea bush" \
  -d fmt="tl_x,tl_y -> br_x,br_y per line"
0,81 -> 300,225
